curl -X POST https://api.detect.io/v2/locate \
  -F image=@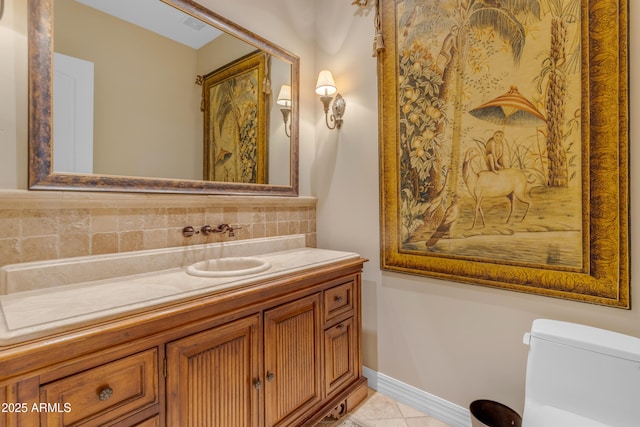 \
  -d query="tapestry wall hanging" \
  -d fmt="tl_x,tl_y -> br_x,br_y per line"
202,50 -> 268,184
378,0 -> 629,307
